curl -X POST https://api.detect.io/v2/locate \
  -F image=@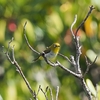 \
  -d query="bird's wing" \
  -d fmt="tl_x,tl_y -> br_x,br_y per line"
34,47 -> 51,61
43,47 -> 51,54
